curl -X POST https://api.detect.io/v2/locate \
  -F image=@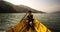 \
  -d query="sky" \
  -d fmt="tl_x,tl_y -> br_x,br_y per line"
4,0 -> 60,13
